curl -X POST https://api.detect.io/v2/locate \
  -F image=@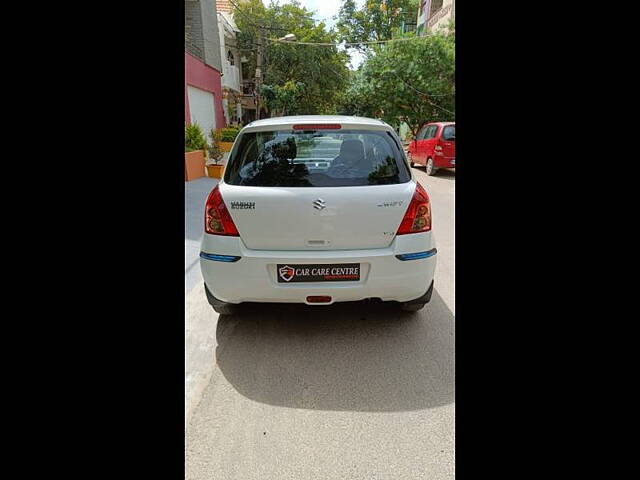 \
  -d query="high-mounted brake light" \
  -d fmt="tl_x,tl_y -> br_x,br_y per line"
204,186 -> 239,236
292,124 -> 342,130
396,183 -> 432,235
